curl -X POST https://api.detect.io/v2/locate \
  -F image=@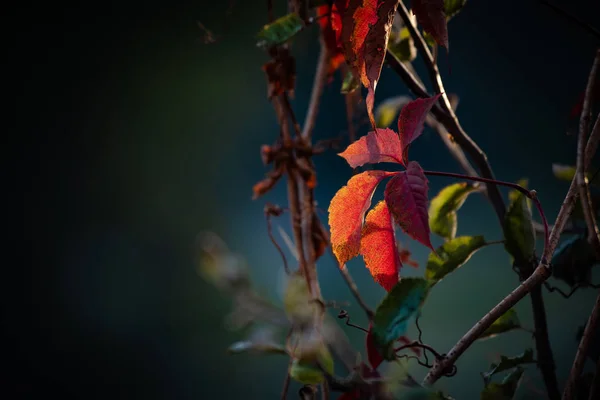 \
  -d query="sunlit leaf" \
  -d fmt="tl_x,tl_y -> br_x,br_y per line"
371,277 -> 430,358
385,161 -> 434,251
552,163 -> 600,186
479,309 -> 521,340
412,0 -> 449,49
317,5 -> 346,76
341,0 -> 400,127
552,235 -> 597,287
375,96 -> 411,128
428,182 -> 477,240
425,235 -> 486,285
398,95 -> 441,162
480,367 -> 524,400
361,201 -> 402,291
329,170 -> 392,265
339,128 -> 404,167
388,26 -> 417,62
482,349 -> 534,385
503,187 -> 535,264
257,13 -> 304,48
